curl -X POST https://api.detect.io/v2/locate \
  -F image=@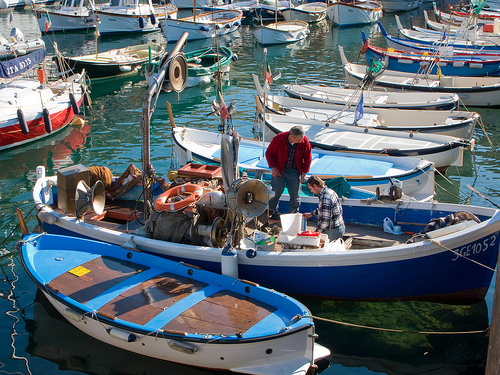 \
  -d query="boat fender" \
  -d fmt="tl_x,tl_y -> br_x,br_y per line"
63,308 -> 84,322
150,12 -> 157,25
200,25 -> 210,32
84,16 -> 93,23
17,109 -> 29,134
83,90 -> 91,107
138,16 -> 145,29
234,20 -> 240,27
360,38 -> 370,54
108,328 -> 137,343
225,23 -> 232,29
155,183 -> 204,212
232,52 -> 238,61
246,249 -> 257,258
43,108 -> 52,133
37,210 -> 57,224
168,339 -> 198,354
37,67 -> 45,83
69,93 -> 80,115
